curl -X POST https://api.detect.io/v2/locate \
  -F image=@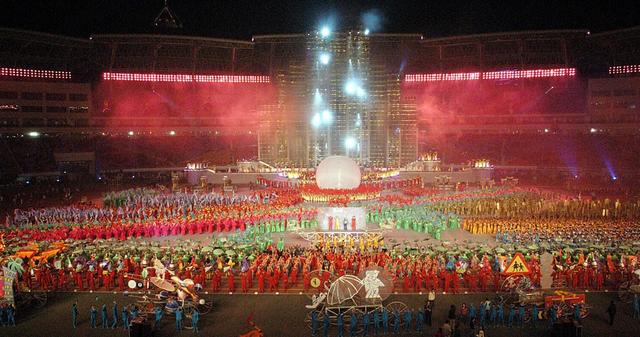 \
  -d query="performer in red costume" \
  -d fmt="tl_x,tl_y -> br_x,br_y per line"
227,270 -> 235,293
